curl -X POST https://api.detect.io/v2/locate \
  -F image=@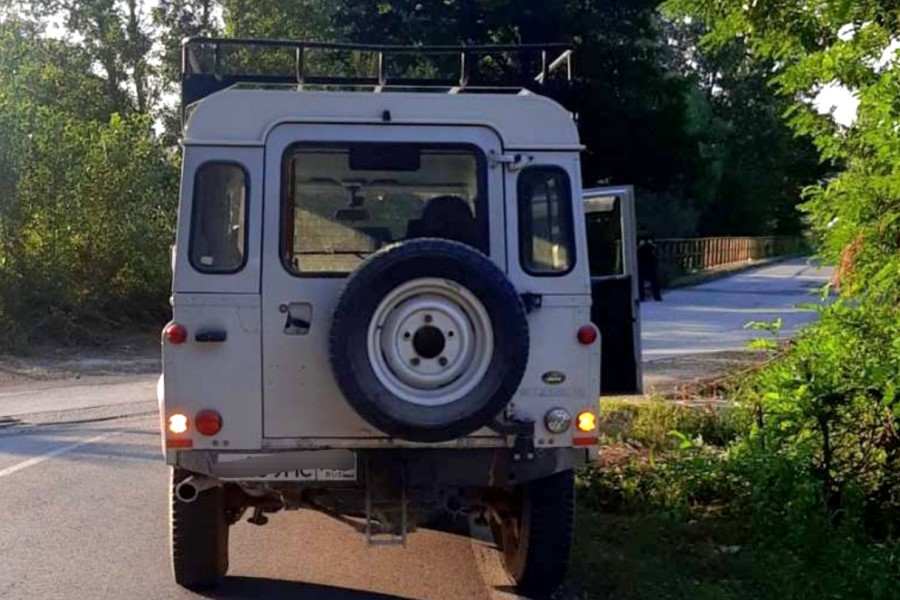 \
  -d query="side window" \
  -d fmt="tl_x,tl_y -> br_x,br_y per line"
518,167 -> 575,275
189,163 -> 248,273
